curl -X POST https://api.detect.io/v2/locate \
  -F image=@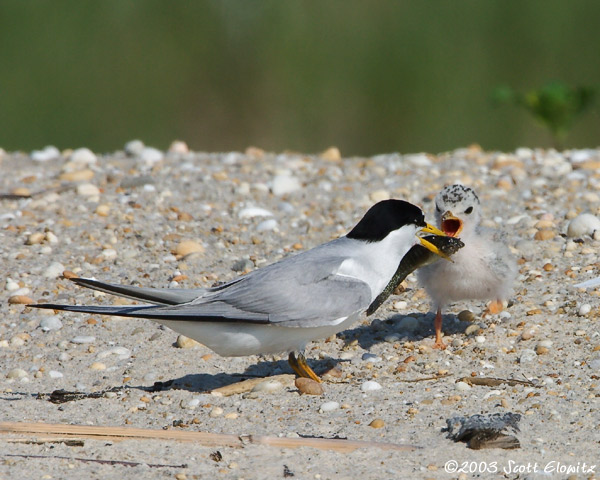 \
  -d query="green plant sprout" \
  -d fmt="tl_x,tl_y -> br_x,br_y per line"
492,81 -> 596,149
